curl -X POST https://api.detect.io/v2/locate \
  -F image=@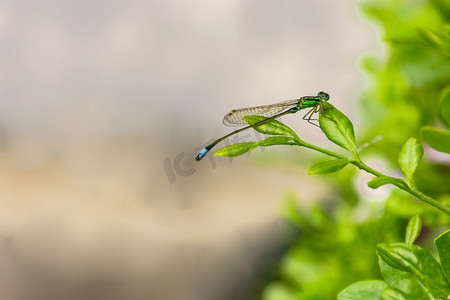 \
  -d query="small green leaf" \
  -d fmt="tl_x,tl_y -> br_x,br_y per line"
398,138 -> 424,184
242,115 -> 296,137
214,142 -> 257,157
308,158 -> 348,175
367,177 -> 409,190
440,87 -> 450,126
241,115 -> 265,126
421,126 -> 450,154
337,280 -> 388,300
214,136 -> 299,159
381,288 -> 408,300
258,136 -> 297,147
319,103 -> 356,152
377,244 -> 419,273
405,215 -> 422,248
435,230 -> 450,281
